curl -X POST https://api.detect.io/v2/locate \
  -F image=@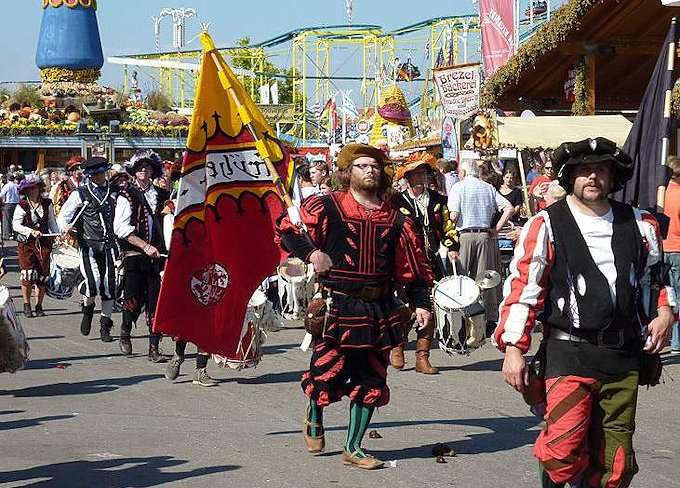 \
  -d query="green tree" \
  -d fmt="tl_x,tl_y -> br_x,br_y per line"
229,37 -> 293,105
